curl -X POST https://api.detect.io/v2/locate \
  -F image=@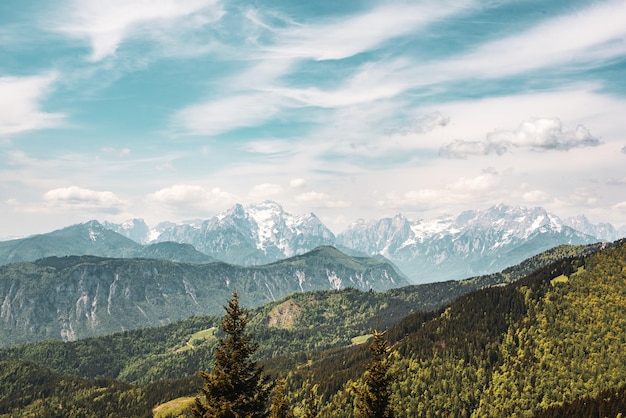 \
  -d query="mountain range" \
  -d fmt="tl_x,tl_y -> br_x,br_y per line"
1,201 -> 624,284
0,246 -> 407,347
0,220 -> 215,266
103,201 -> 625,283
